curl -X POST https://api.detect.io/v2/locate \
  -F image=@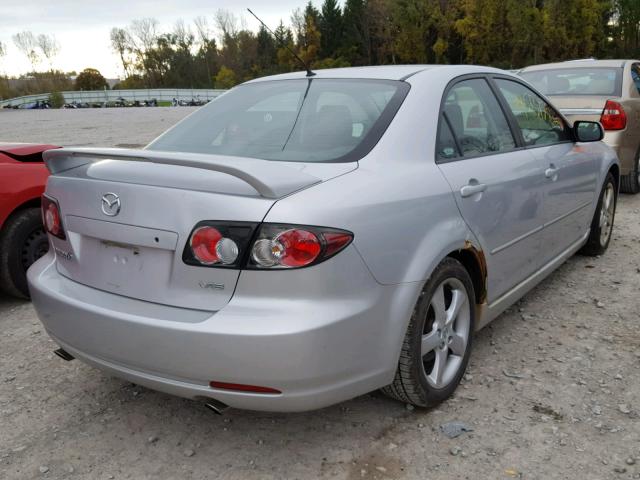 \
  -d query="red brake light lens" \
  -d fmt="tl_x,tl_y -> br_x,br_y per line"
276,229 -> 321,267
41,195 -> 65,239
323,232 -> 354,257
600,100 -> 626,131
